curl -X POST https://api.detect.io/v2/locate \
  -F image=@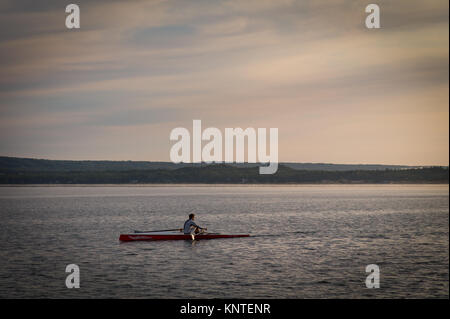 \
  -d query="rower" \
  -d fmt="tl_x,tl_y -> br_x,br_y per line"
183,214 -> 207,239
